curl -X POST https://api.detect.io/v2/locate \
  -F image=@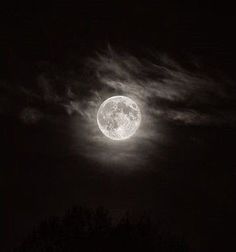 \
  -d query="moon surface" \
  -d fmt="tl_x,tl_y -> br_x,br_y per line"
97,96 -> 141,140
